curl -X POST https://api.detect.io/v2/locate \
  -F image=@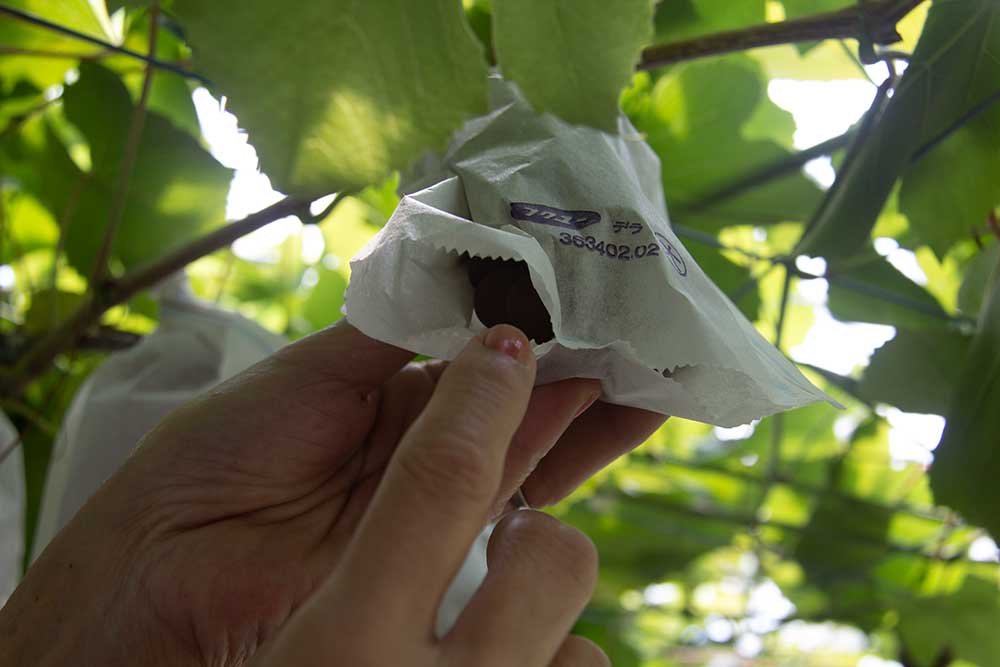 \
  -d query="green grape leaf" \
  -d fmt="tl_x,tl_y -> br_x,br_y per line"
781,0 -> 851,19
0,191 -> 59,261
794,493 -> 893,630
561,492 -> 734,595
104,13 -> 201,137
493,0 -> 654,132
900,120 -> 1000,259
106,0 -> 158,11
958,241 -> 1000,317
754,42 -> 865,80
796,494 -> 892,565
352,173 -> 402,229
464,0 -> 494,59
838,419 -> 925,505
898,576 -> 1000,667
858,329 -> 972,415
301,265 -> 348,331
24,289 -> 86,335
791,420 -> 912,629
826,252 -> 950,330
574,609 -> 642,667
625,56 -> 822,231
930,250 -> 1000,540
127,292 -> 160,322
2,64 -> 230,278
0,78 -> 44,130
171,0 -> 489,194
321,198 -> 389,272
796,0 -> 1000,259
737,402 -> 843,486
653,0 -> 765,44
55,62 -> 231,275
228,233 -> 304,305
0,0 -> 113,89
19,422 -> 54,573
